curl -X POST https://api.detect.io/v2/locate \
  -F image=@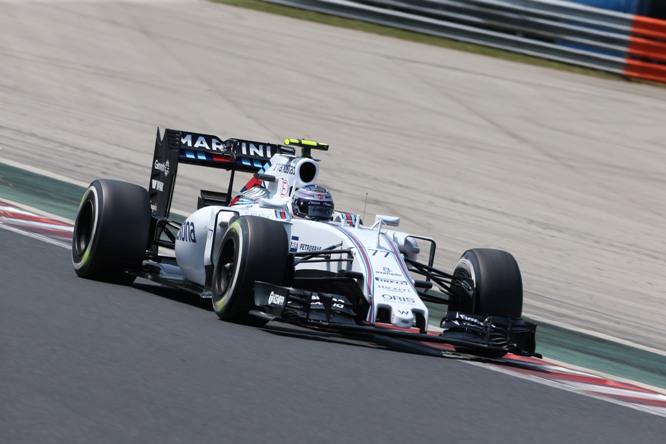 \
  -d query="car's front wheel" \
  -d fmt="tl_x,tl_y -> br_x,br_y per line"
448,248 -> 523,318
211,216 -> 290,325
444,248 -> 525,357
